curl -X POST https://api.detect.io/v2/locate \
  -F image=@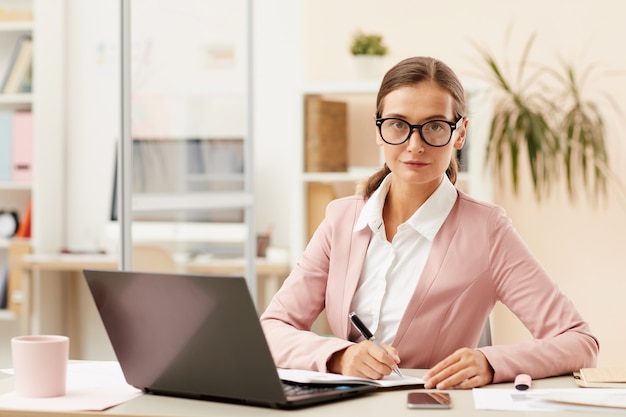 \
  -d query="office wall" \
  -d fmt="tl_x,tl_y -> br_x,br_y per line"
300,0 -> 626,367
